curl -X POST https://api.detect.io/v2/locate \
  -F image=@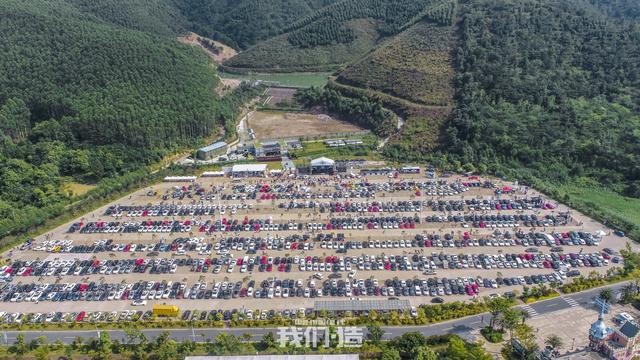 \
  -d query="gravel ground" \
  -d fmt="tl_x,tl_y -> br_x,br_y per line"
1,172 -> 633,314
